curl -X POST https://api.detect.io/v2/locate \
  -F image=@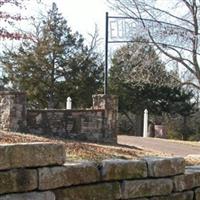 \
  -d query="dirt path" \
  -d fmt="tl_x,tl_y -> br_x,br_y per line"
118,135 -> 200,157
